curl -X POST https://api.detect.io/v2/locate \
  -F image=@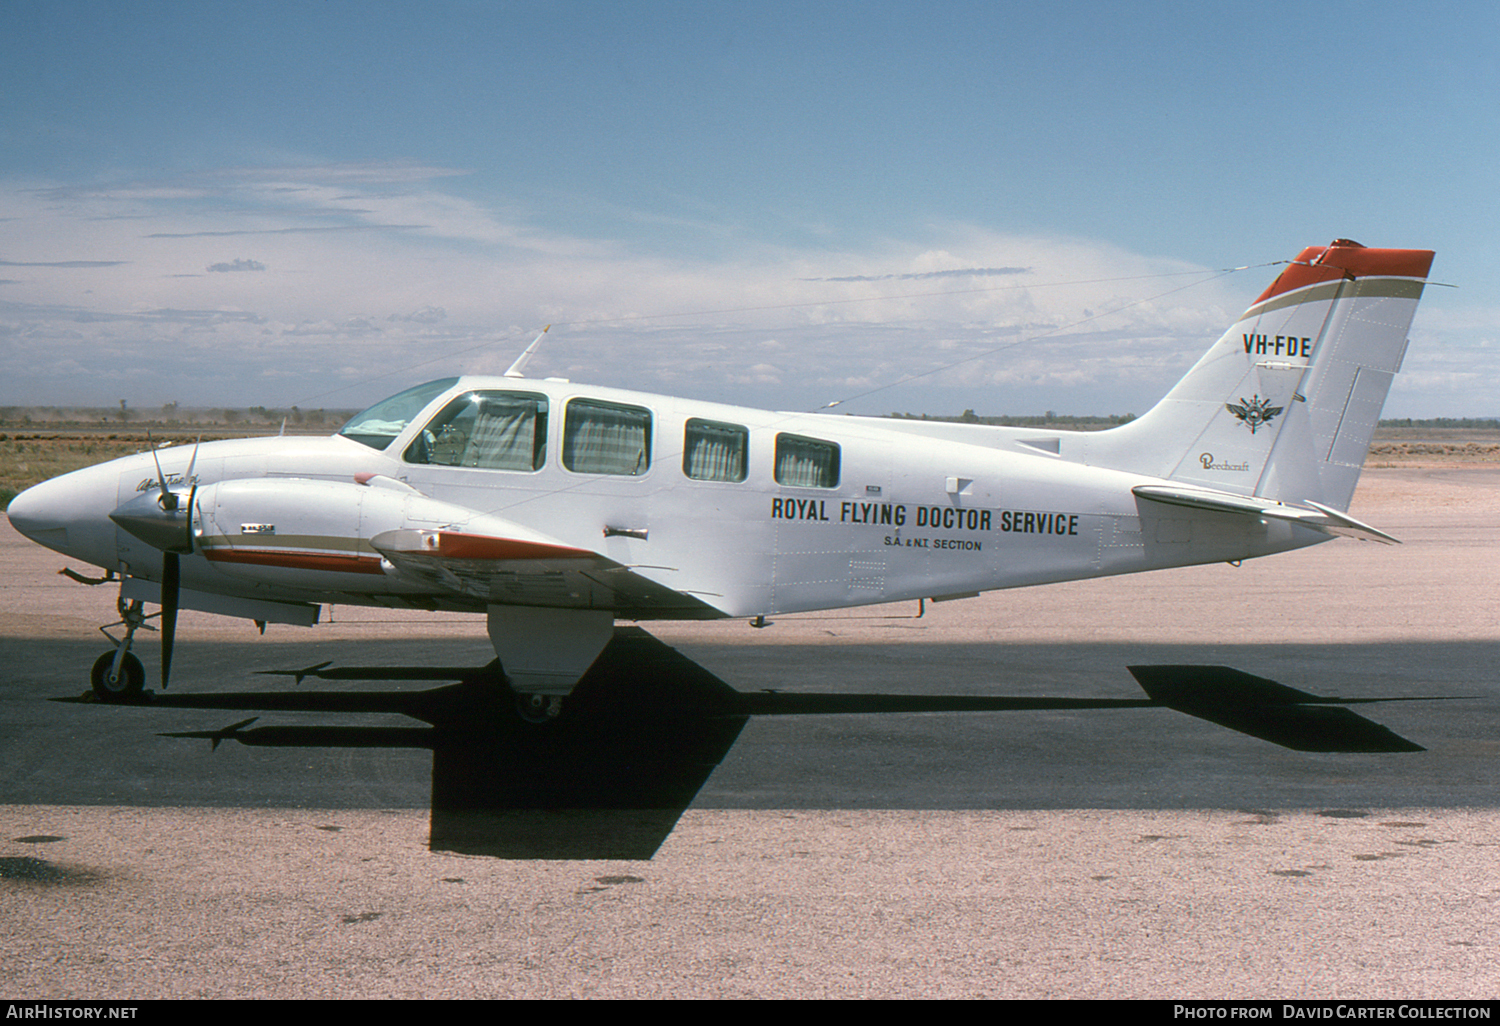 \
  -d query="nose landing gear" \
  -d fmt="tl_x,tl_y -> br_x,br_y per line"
91,650 -> 145,701
92,595 -> 155,702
